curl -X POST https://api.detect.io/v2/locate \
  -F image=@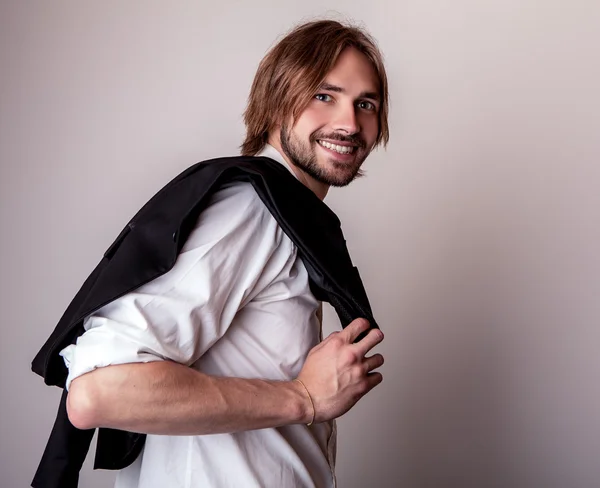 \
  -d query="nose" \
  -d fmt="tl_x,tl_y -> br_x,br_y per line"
333,102 -> 360,135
